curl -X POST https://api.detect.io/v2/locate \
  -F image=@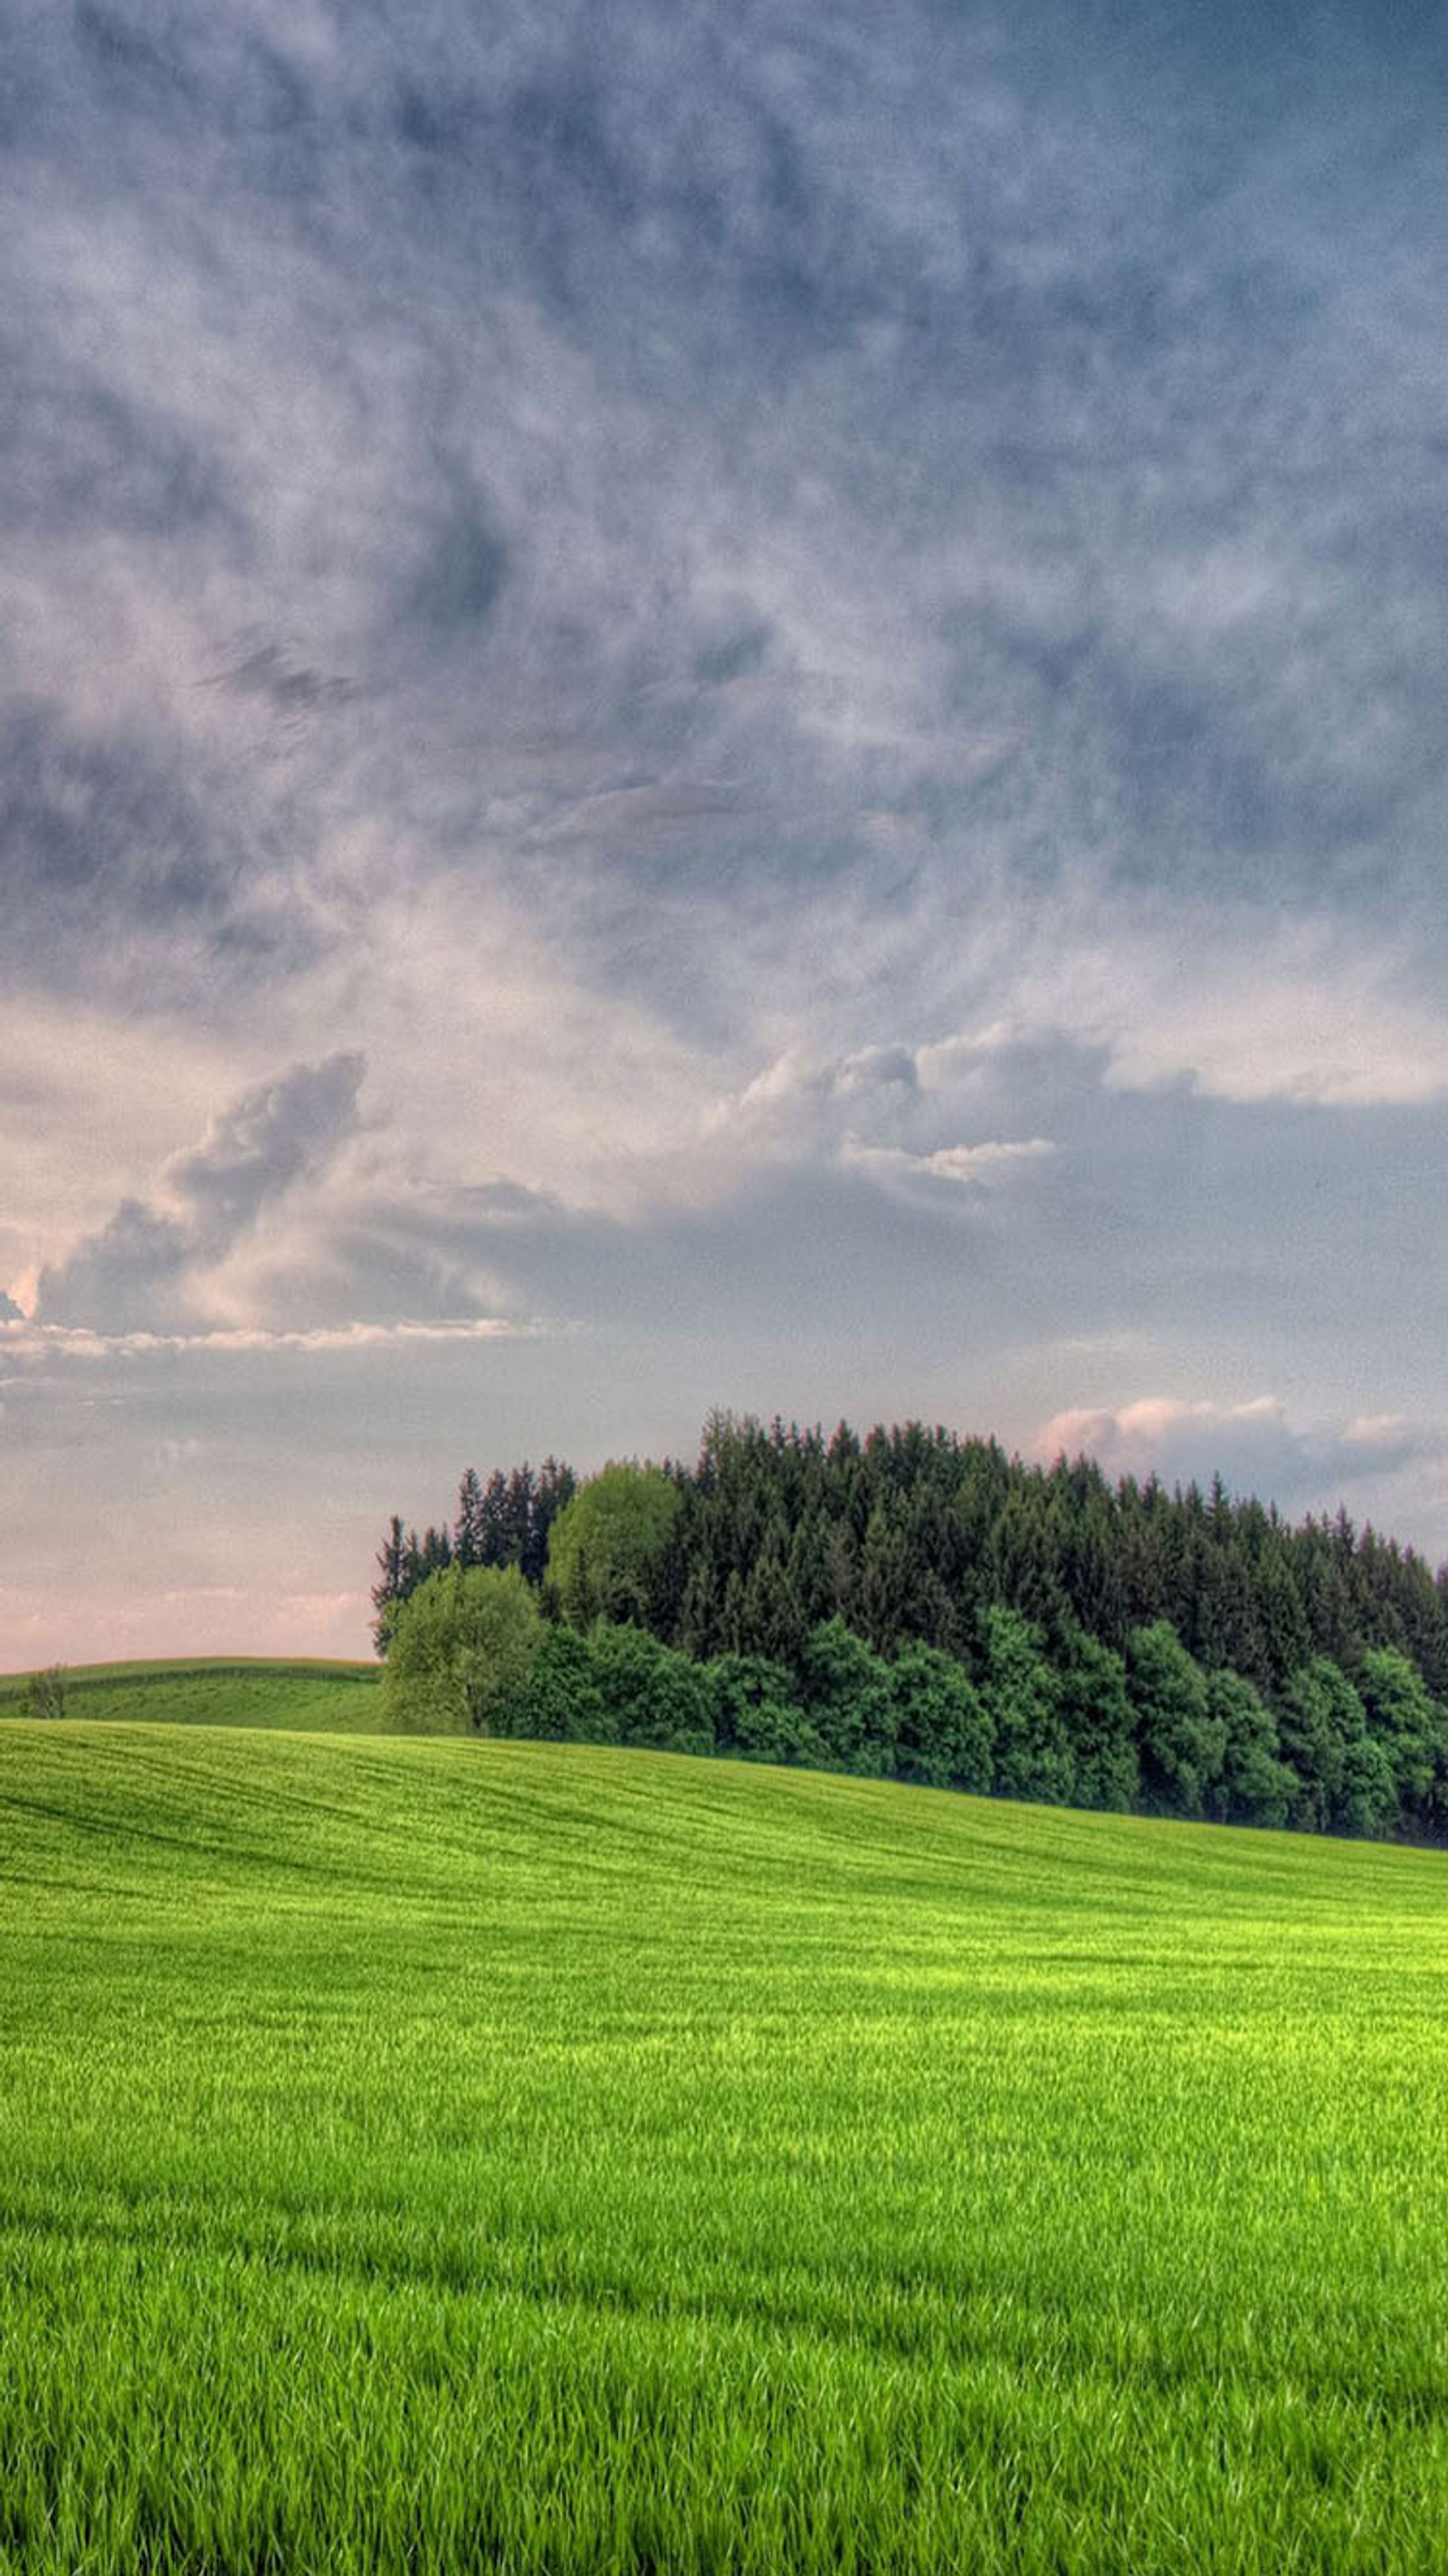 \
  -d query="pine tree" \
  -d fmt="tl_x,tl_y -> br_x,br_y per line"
452,1469 -> 486,1569
370,1514 -> 407,1655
